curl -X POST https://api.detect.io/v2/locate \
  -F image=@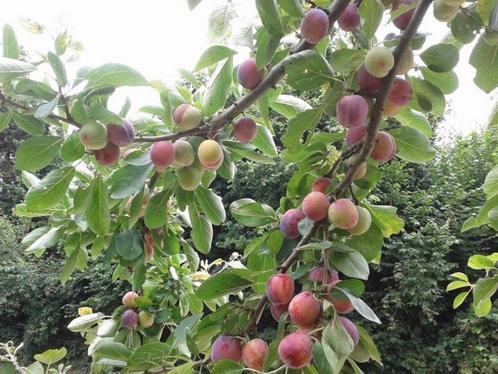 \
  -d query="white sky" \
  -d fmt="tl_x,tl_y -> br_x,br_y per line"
0,0 -> 496,138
